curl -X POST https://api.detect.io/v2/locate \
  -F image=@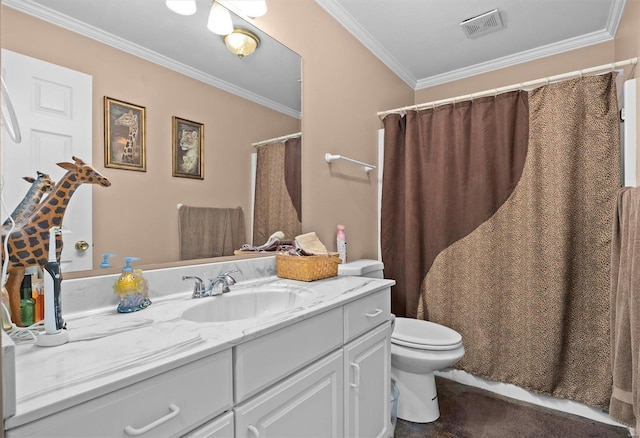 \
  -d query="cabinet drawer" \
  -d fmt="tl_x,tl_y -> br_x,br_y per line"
344,288 -> 390,343
234,307 -> 343,403
7,350 -> 233,438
